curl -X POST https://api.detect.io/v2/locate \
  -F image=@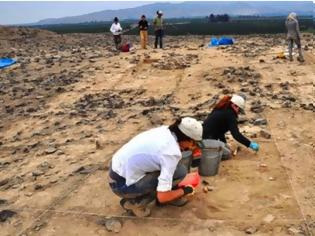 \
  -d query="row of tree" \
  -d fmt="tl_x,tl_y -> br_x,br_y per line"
207,14 -> 230,22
